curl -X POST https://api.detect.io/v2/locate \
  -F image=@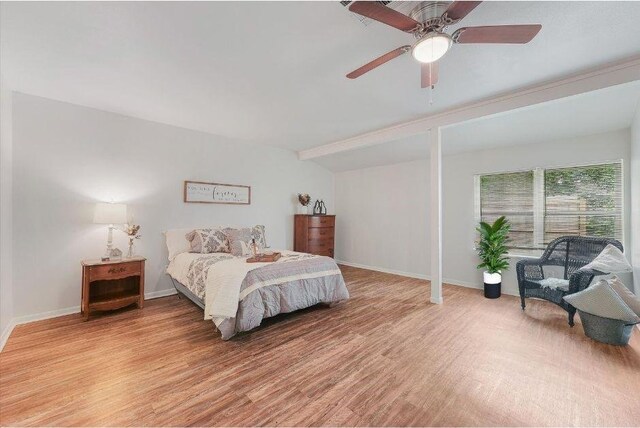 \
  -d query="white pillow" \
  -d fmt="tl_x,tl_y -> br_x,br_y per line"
608,276 -> 640,316
165,228 -> 197,261
563,279 -> 640,323
578,244 -> 632,274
